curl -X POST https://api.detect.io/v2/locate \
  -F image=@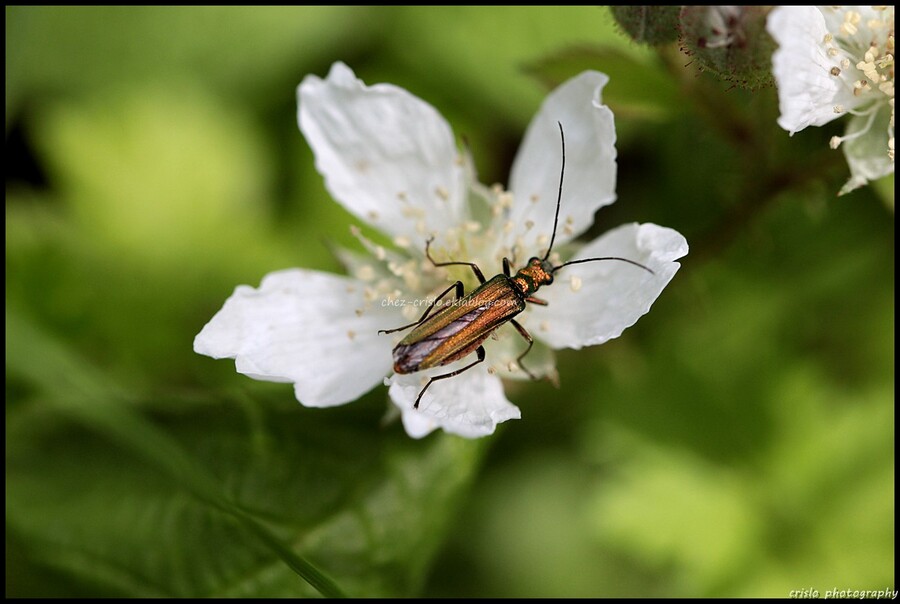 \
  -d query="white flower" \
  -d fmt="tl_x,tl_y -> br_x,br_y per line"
767,5 -> 895,195
194,62 -> 688,439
